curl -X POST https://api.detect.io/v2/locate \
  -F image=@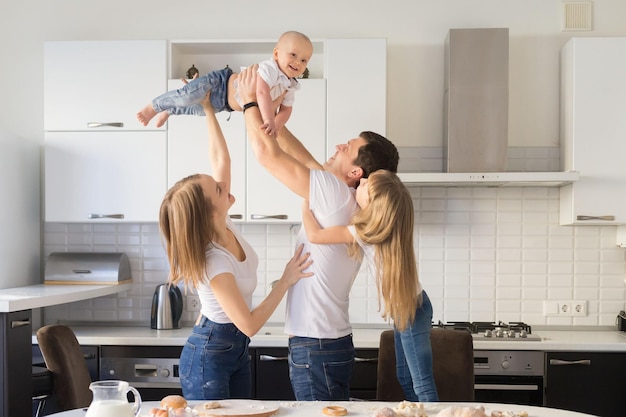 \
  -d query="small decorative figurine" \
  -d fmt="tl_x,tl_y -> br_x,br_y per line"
186,64 -> 199,80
